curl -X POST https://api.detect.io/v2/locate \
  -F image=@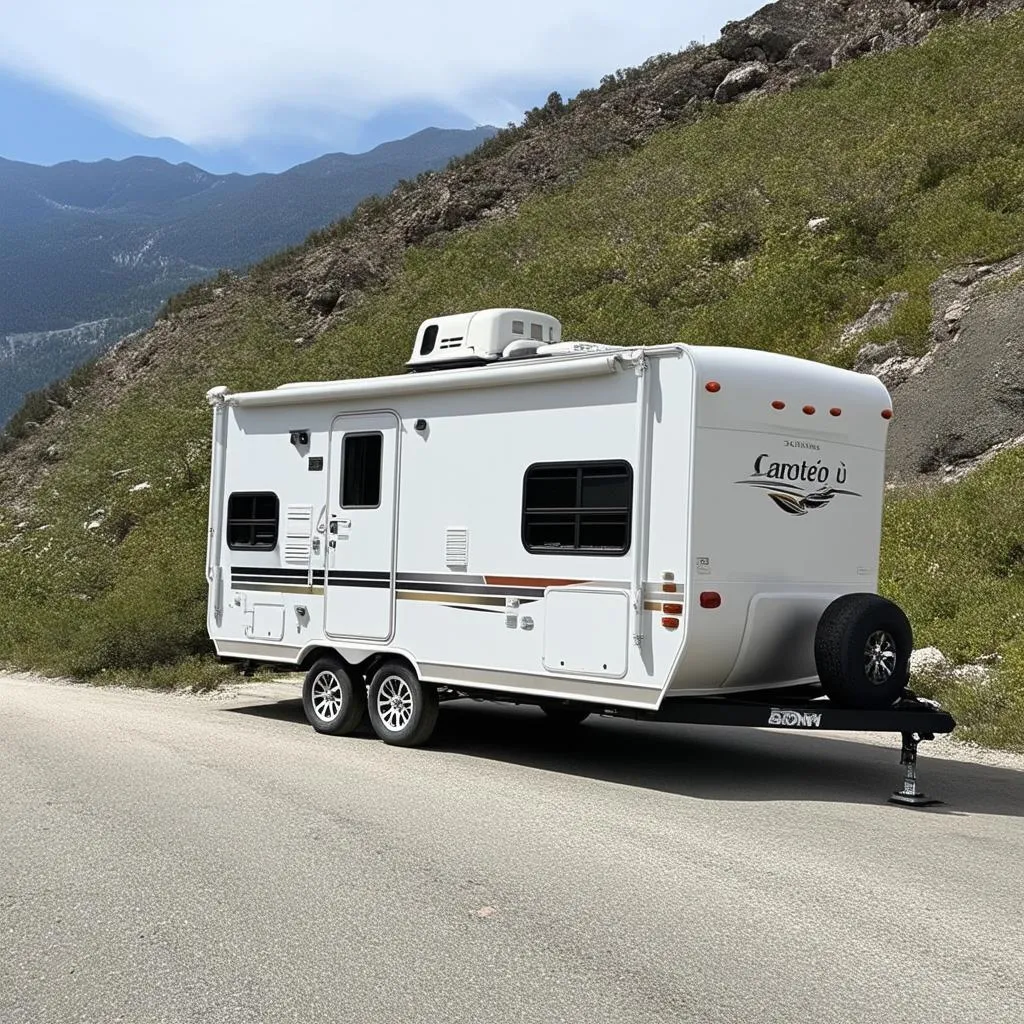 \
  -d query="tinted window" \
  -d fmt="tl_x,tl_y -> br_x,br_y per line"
522,461 -> 632,555
342,432 -> 383,508
227,492 -> 279,550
